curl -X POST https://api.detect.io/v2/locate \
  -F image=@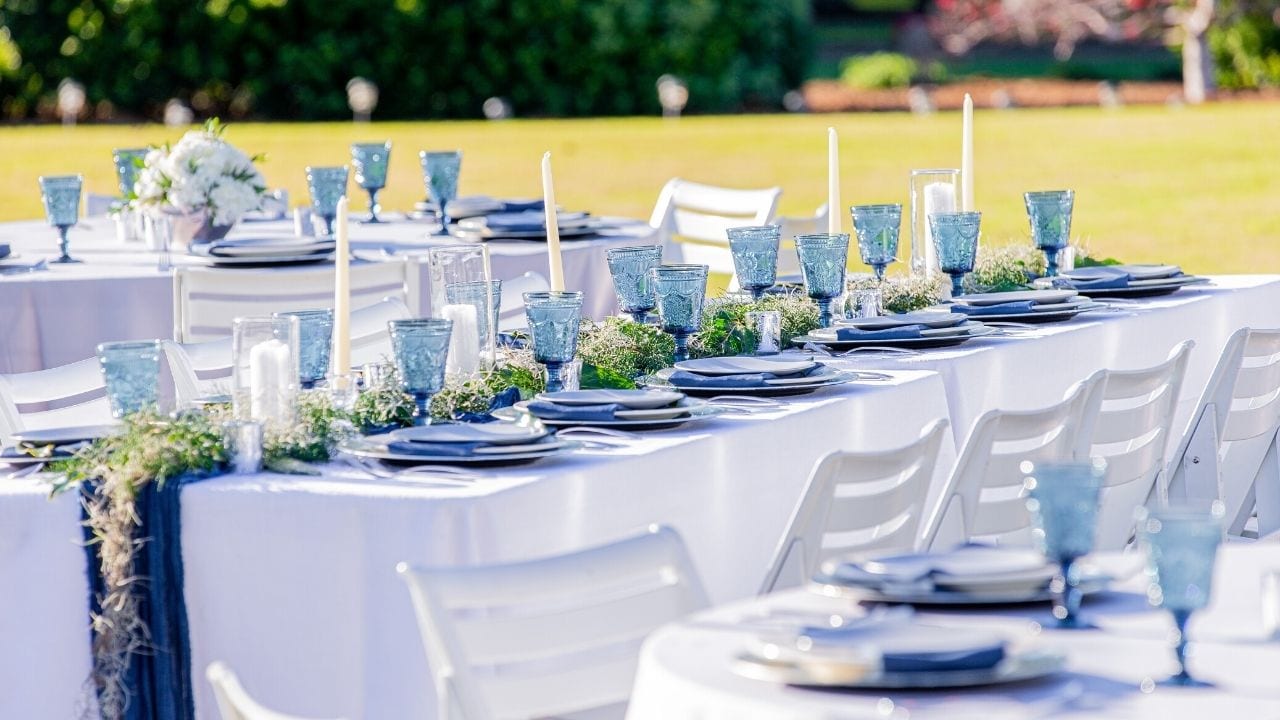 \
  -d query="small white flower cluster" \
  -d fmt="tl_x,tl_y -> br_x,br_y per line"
131,121 -> 265,226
